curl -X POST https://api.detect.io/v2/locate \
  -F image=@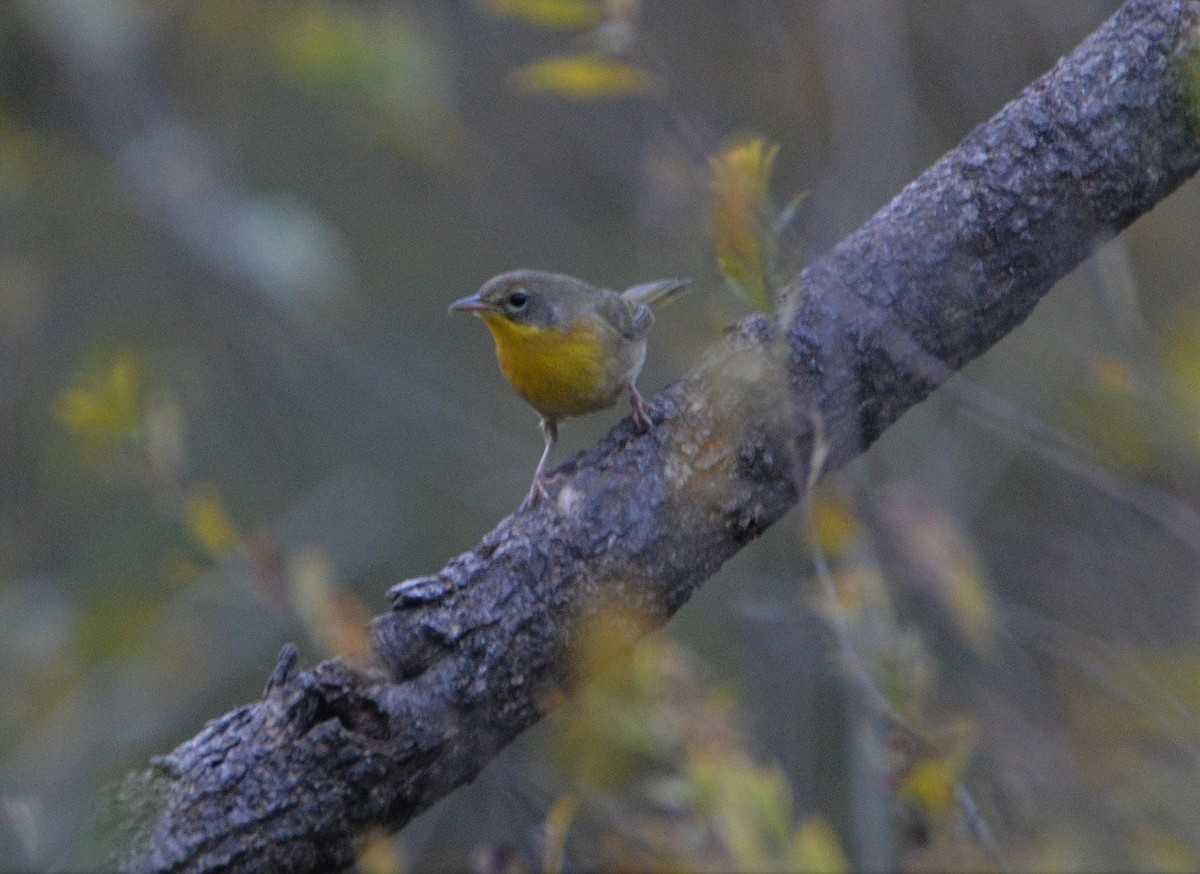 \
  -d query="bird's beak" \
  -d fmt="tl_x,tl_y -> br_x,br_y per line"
449,293 -> 490,315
